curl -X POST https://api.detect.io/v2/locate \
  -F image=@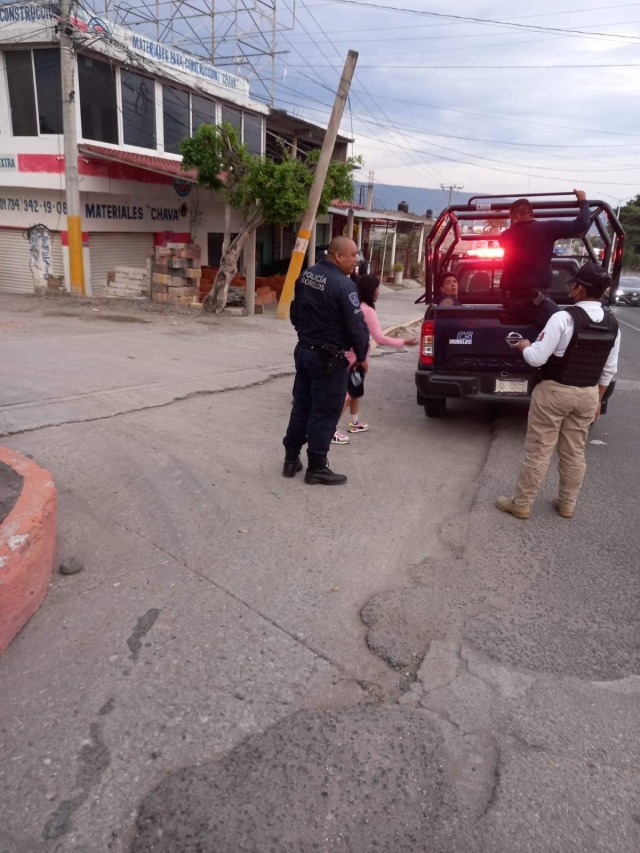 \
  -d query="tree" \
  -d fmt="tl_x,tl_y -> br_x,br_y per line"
619,195 -> 640,270
180,124 -> 359,314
